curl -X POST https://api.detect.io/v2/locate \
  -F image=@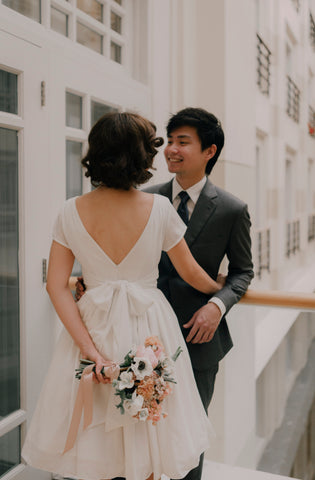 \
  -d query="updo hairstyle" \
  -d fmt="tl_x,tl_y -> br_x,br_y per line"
82,112 -> 164,190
